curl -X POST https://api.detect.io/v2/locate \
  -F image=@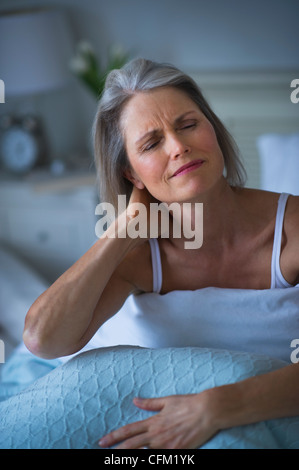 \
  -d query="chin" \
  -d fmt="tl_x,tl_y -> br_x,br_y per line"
174,185 -> 211,203
150,175 -> 224,205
